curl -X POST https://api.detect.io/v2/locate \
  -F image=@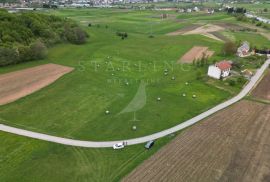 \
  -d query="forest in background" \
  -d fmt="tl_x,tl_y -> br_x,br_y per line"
0,9 -> 88,66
